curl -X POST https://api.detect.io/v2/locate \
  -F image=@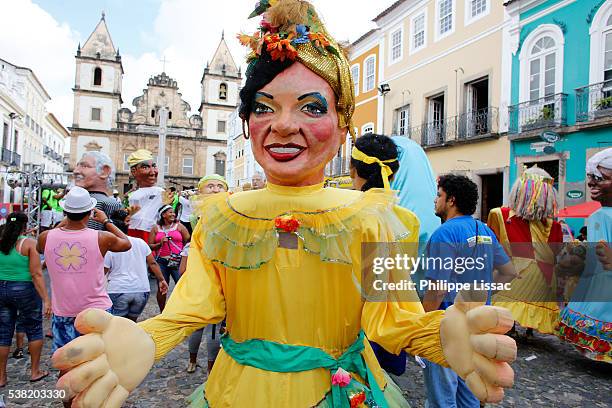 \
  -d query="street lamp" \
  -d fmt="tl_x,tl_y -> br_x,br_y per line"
378,84 -> 391,133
